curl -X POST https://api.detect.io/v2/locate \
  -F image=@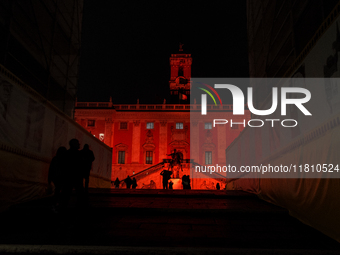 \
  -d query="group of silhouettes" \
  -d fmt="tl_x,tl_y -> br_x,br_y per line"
112,171 -> 191,190
48,138 -> 95,210
112,176 -> 138,189
160,170 -> 191,189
